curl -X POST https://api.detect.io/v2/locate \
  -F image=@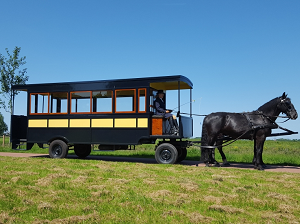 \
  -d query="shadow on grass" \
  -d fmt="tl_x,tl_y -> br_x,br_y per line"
27,154 -> 300,173
31,154 -> 194,165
